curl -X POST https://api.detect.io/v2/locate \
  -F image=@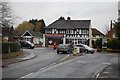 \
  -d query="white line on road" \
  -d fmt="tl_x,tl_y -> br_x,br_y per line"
19,54 -> 70,79
38,62 -> 56,71
102,63 -> 111,65
19,72 -> 34,79
94,63 -> 111,78
38,54 -> 70,71
59,54 -> 70,62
